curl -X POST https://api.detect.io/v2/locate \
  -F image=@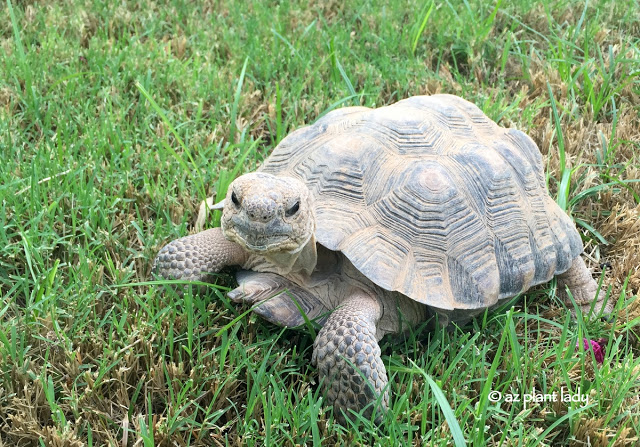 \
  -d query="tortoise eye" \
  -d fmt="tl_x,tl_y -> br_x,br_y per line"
231,191 -> 240,207
286,201 -> 300,217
